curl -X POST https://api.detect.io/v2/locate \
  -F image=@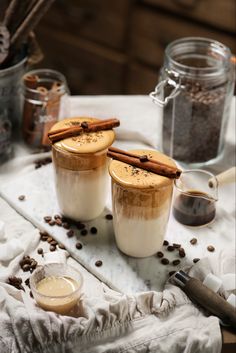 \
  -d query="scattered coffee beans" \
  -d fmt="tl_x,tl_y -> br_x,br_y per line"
81,229 -> 88,236
37,248 -> 43,255
76,242 -> 83,250
157,251 -> 164,258
193,258 -> 200,263
44,216 -> 52,223
50,245 -> 56,252
172,259 -> 181,266
55,219 -> 62,226
58,243 -> 66,250
190,238 -> 197,245
20,255 -> 38,273
161,258 -> 169,265
67,229 -> 74,238
77,222 -> 85,230
25,278 -> 30,287
207,245 -> 215,252
34,157 -> 52,169
48,220 -> 55,226
105,214 -> 113,220
18,195 -> 25,201
90,227 -> 97,234
173,243 -> 181,249
81,121 -> 88,129
163,240 -> 169,246
7,276 -> 24,291
179,248 -> 186,258
54,214 -> 61,220
167,245 -> 175,252
62,222 -> 70,229
95,260 -> 103,267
